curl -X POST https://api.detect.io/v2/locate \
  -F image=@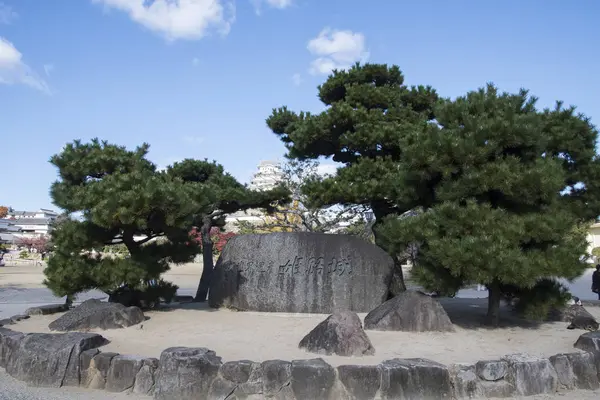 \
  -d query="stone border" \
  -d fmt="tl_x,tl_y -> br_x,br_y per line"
1,319 -> 600,400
